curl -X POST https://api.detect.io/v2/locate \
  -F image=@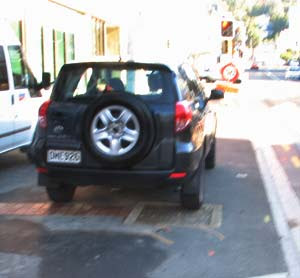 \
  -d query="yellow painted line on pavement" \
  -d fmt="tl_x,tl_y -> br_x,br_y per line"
291,156 -> 300,168
148,232 -> 174,245
282,144 -> 291,152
